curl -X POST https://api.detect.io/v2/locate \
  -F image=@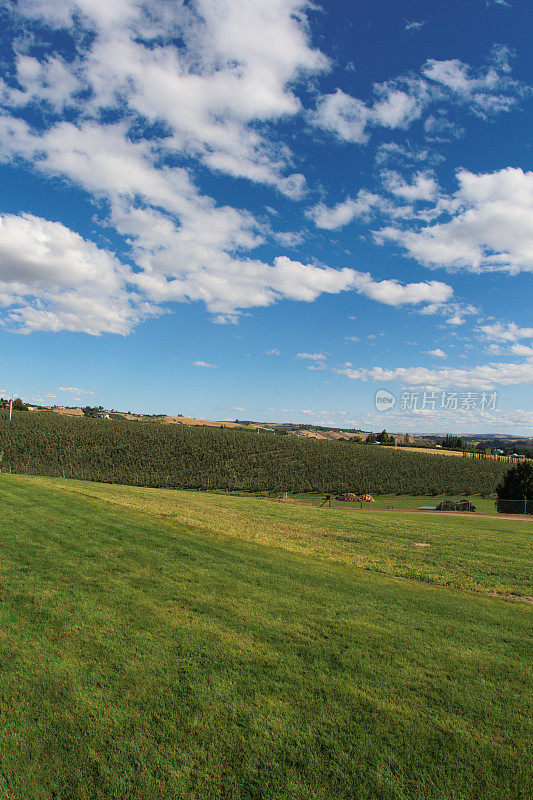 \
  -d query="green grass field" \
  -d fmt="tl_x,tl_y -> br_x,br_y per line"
0,474 -> 531,799
289,492 -> 500,513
